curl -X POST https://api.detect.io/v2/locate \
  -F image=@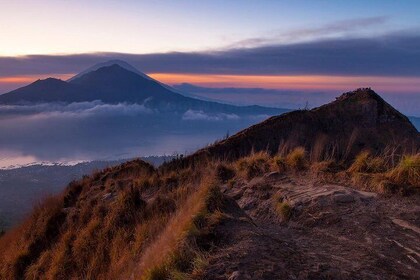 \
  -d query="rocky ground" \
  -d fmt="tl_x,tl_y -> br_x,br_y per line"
201,172 -> 420,279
